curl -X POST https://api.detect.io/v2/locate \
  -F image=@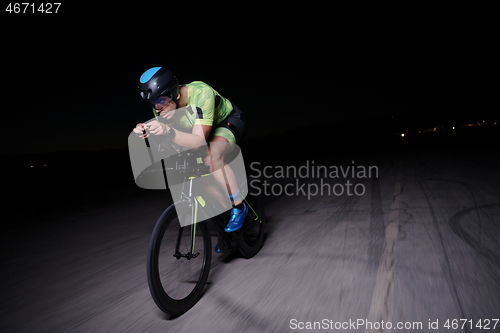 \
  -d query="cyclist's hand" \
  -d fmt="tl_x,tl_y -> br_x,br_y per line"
133,123 -> 149,139
145,121 -> 167,136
